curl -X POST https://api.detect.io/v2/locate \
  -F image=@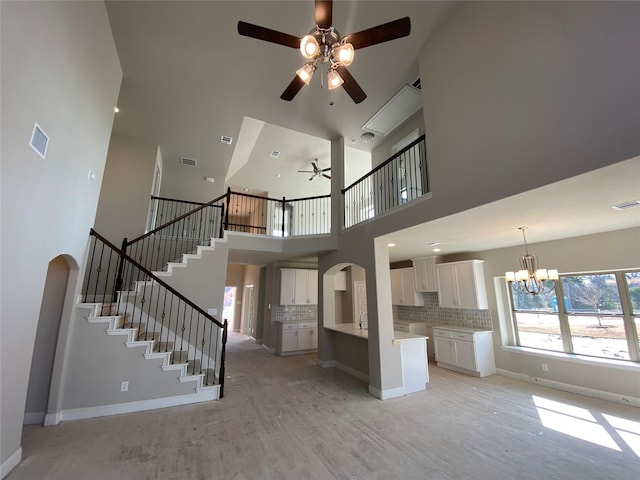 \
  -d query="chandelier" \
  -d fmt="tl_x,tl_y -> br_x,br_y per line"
296,27 -> 354,90
505,227 -> 558,295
